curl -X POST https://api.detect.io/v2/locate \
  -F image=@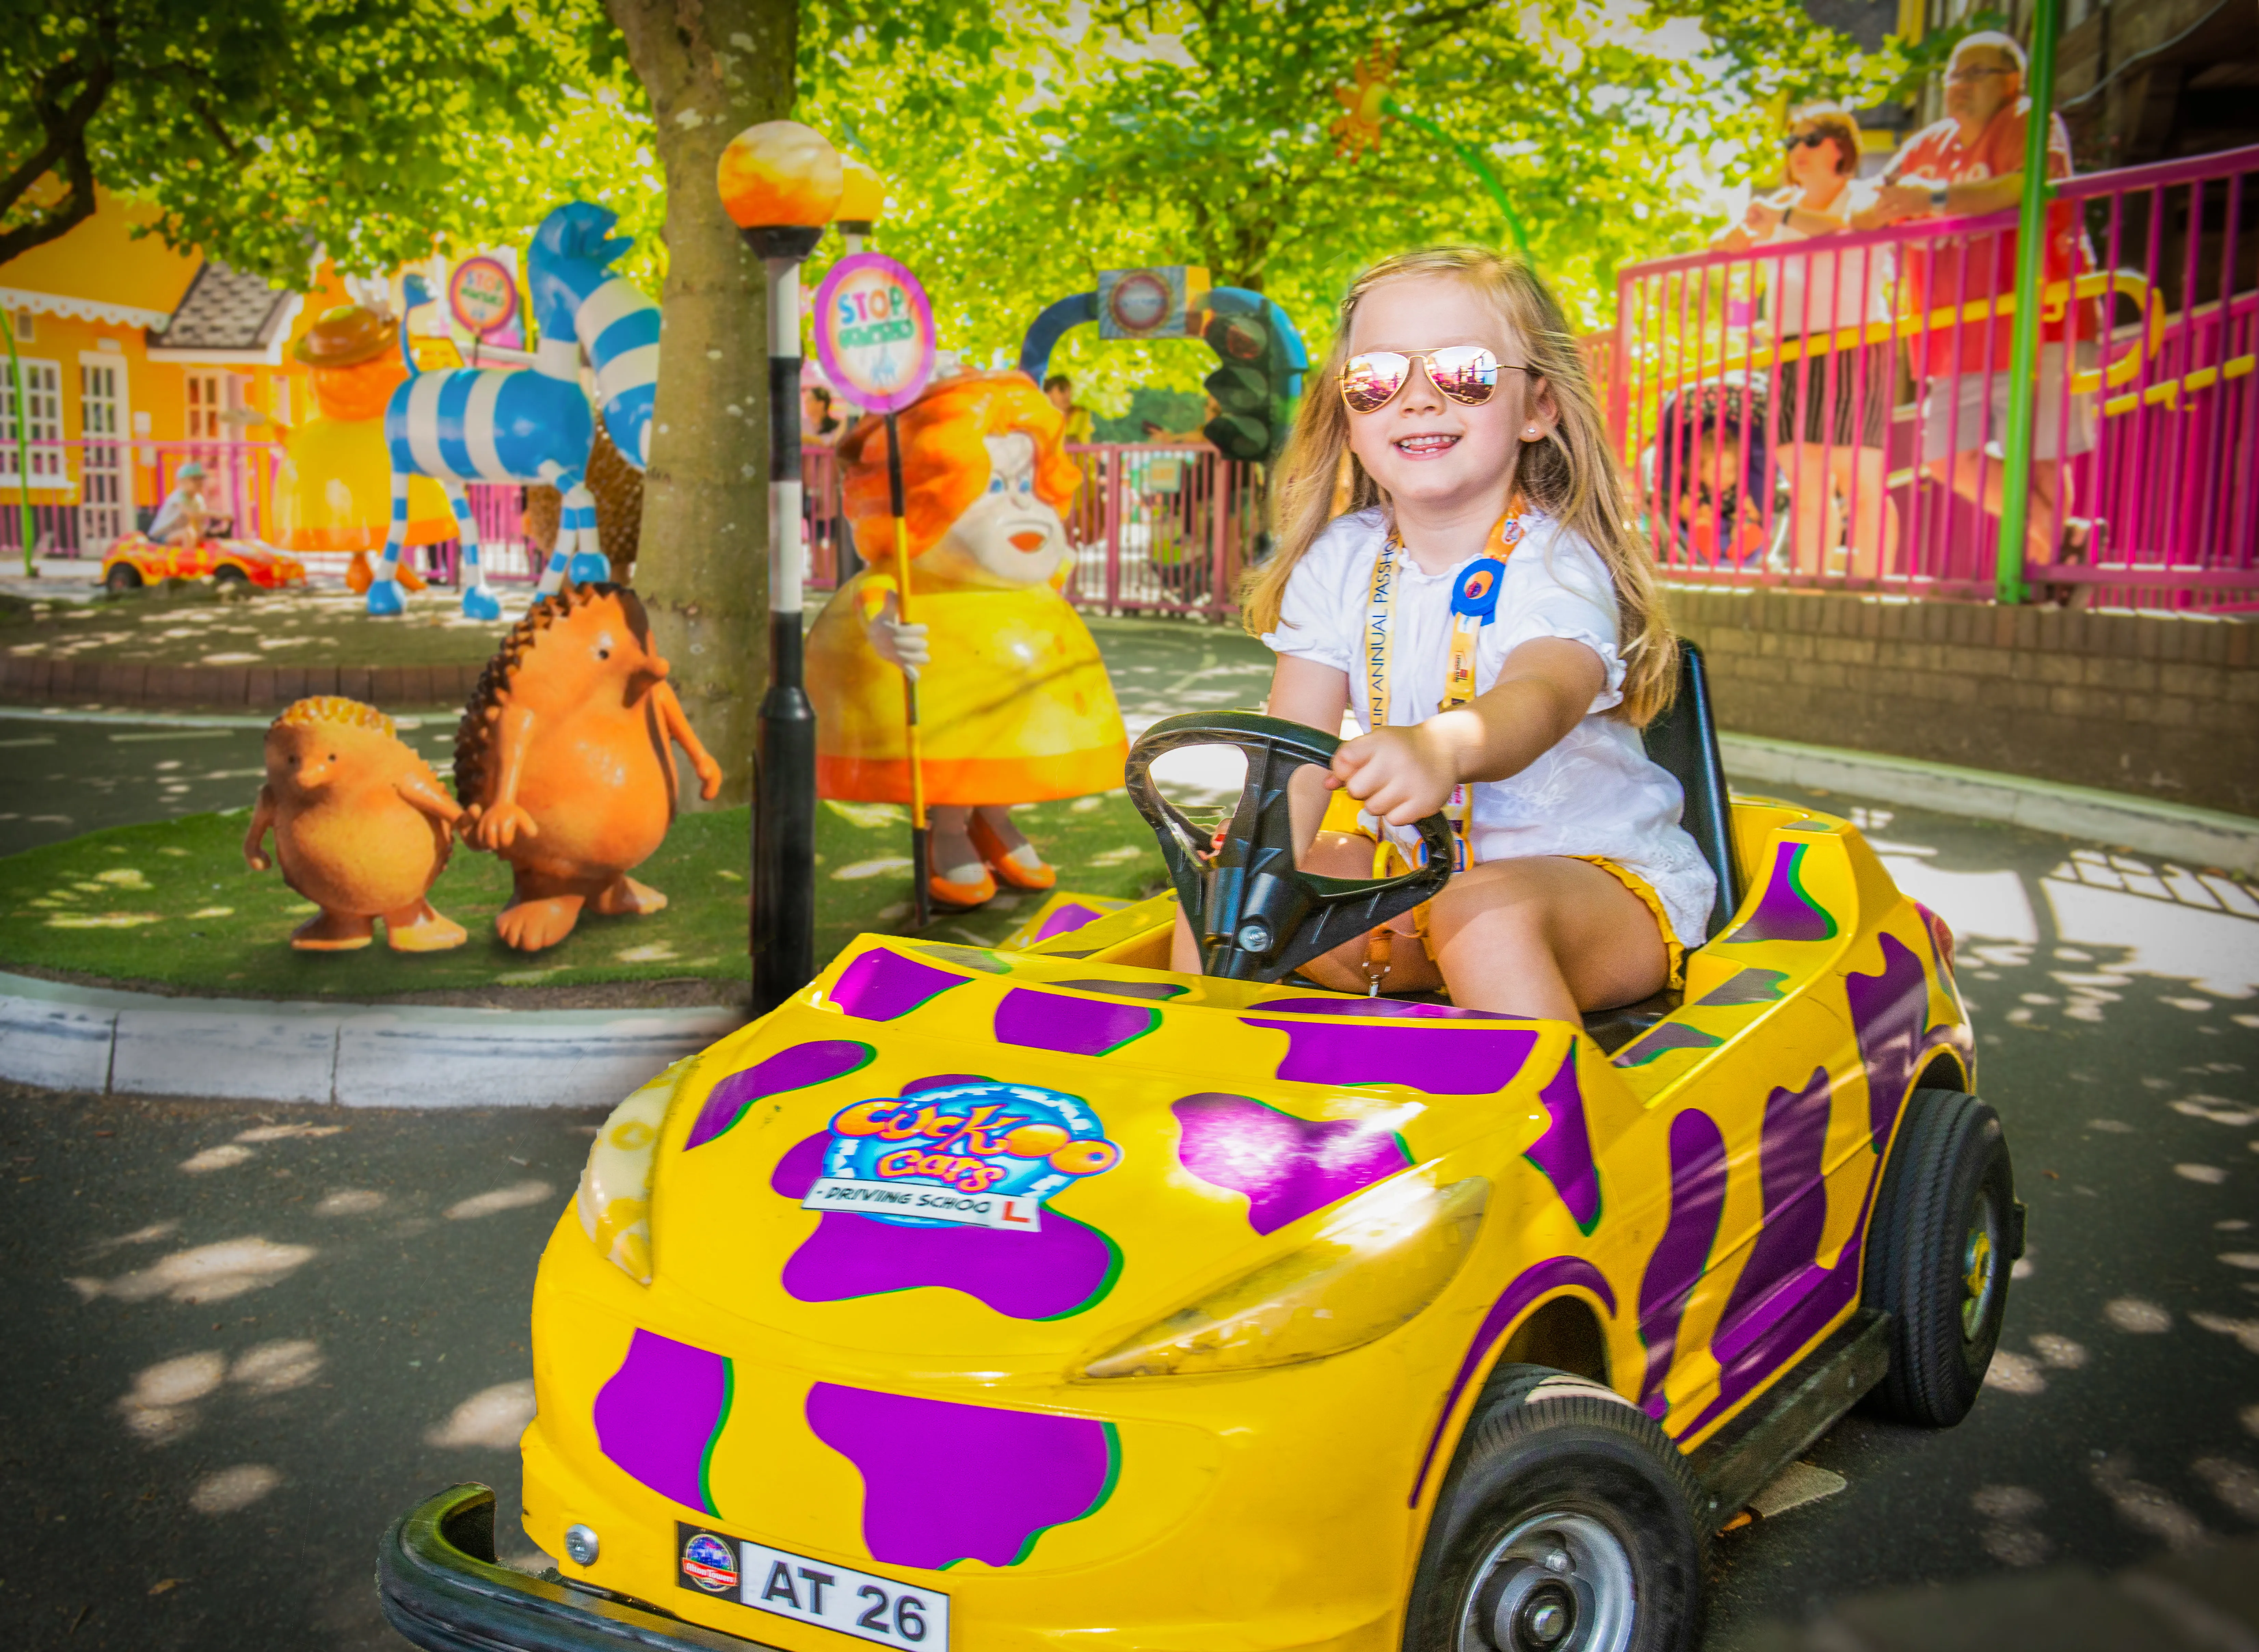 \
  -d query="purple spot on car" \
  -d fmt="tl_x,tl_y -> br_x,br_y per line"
1242,1018 -> 1538,1094
1172,1092 -> 1412,1235
832,951 -> 970,1021
1846,932 -> 1930,1151
807,1384 -> 1118,1569
1732,842 -> 1838,944
1610,1022 -> 1724,1069
1693,967 -> 1790,1007
995,988 -> 1160,1057
685,1041 -> 875,1151
593,1330 -> 731,1516
1033,902 -> 1108,943
1524,1047 -> 1603,1233
1635,1109 -> 1728,1413
780,1207 -> 1121,1321
1247,996 -> 1519,1020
